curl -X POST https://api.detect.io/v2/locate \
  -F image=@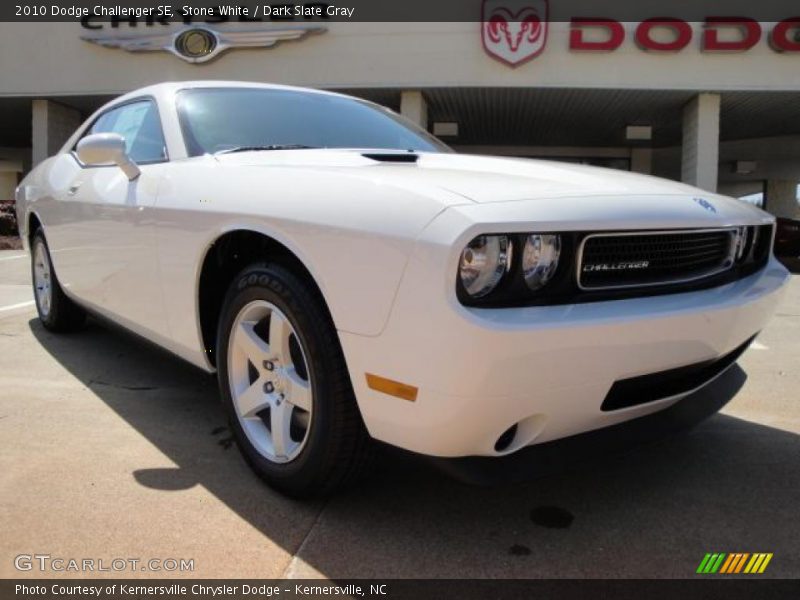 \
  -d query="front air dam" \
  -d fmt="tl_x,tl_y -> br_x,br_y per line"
424,363 -> 747,486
